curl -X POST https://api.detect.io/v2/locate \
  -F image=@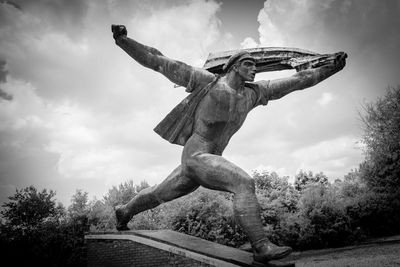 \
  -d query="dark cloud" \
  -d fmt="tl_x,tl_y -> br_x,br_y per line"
0,1 -> 22,10
12,0 -> 89,40
0,60 -> 7,83
217,0 -> 264,42
0,60 -> 12,100
0,89 -> 12,101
